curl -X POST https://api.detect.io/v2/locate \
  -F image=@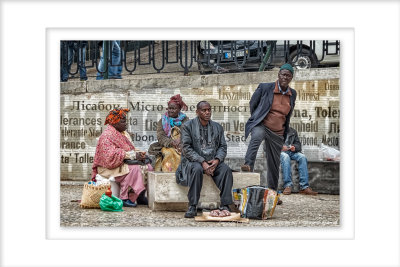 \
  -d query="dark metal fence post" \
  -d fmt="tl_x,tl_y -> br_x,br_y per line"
103,40 -> 109,79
